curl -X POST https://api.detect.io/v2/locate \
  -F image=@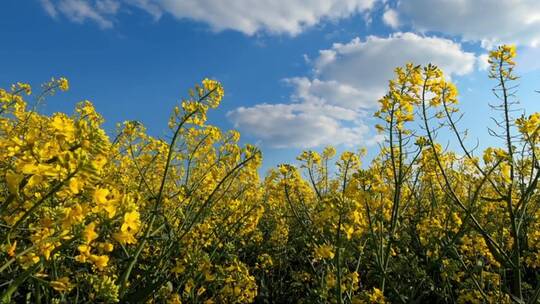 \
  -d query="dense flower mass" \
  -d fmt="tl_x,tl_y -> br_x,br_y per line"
1,45 -> 540,303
